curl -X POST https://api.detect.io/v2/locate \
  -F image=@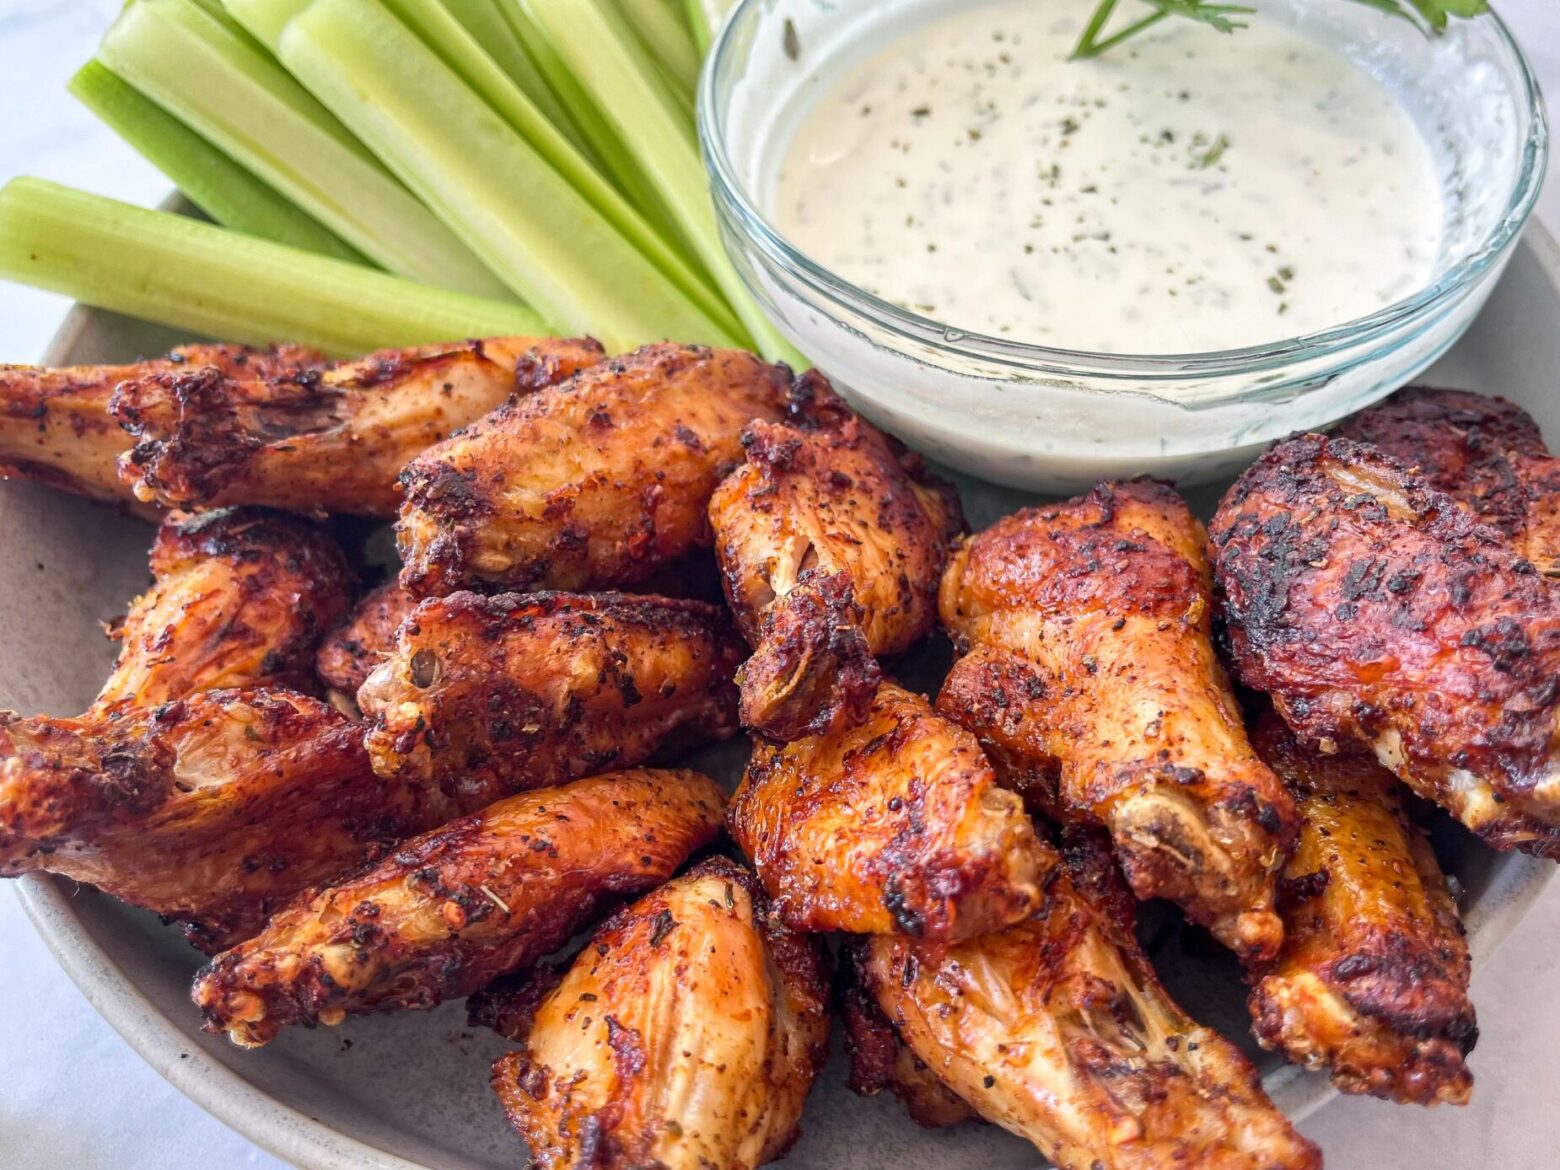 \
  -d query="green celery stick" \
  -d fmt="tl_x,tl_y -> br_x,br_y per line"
68,61 -> 363,262
528,0 -> 800,362
271,0 -> 739,350
613,0 -> 701,99
682,0 -> 732,54
100,0 -> 510,296
0,178 -> 544,355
